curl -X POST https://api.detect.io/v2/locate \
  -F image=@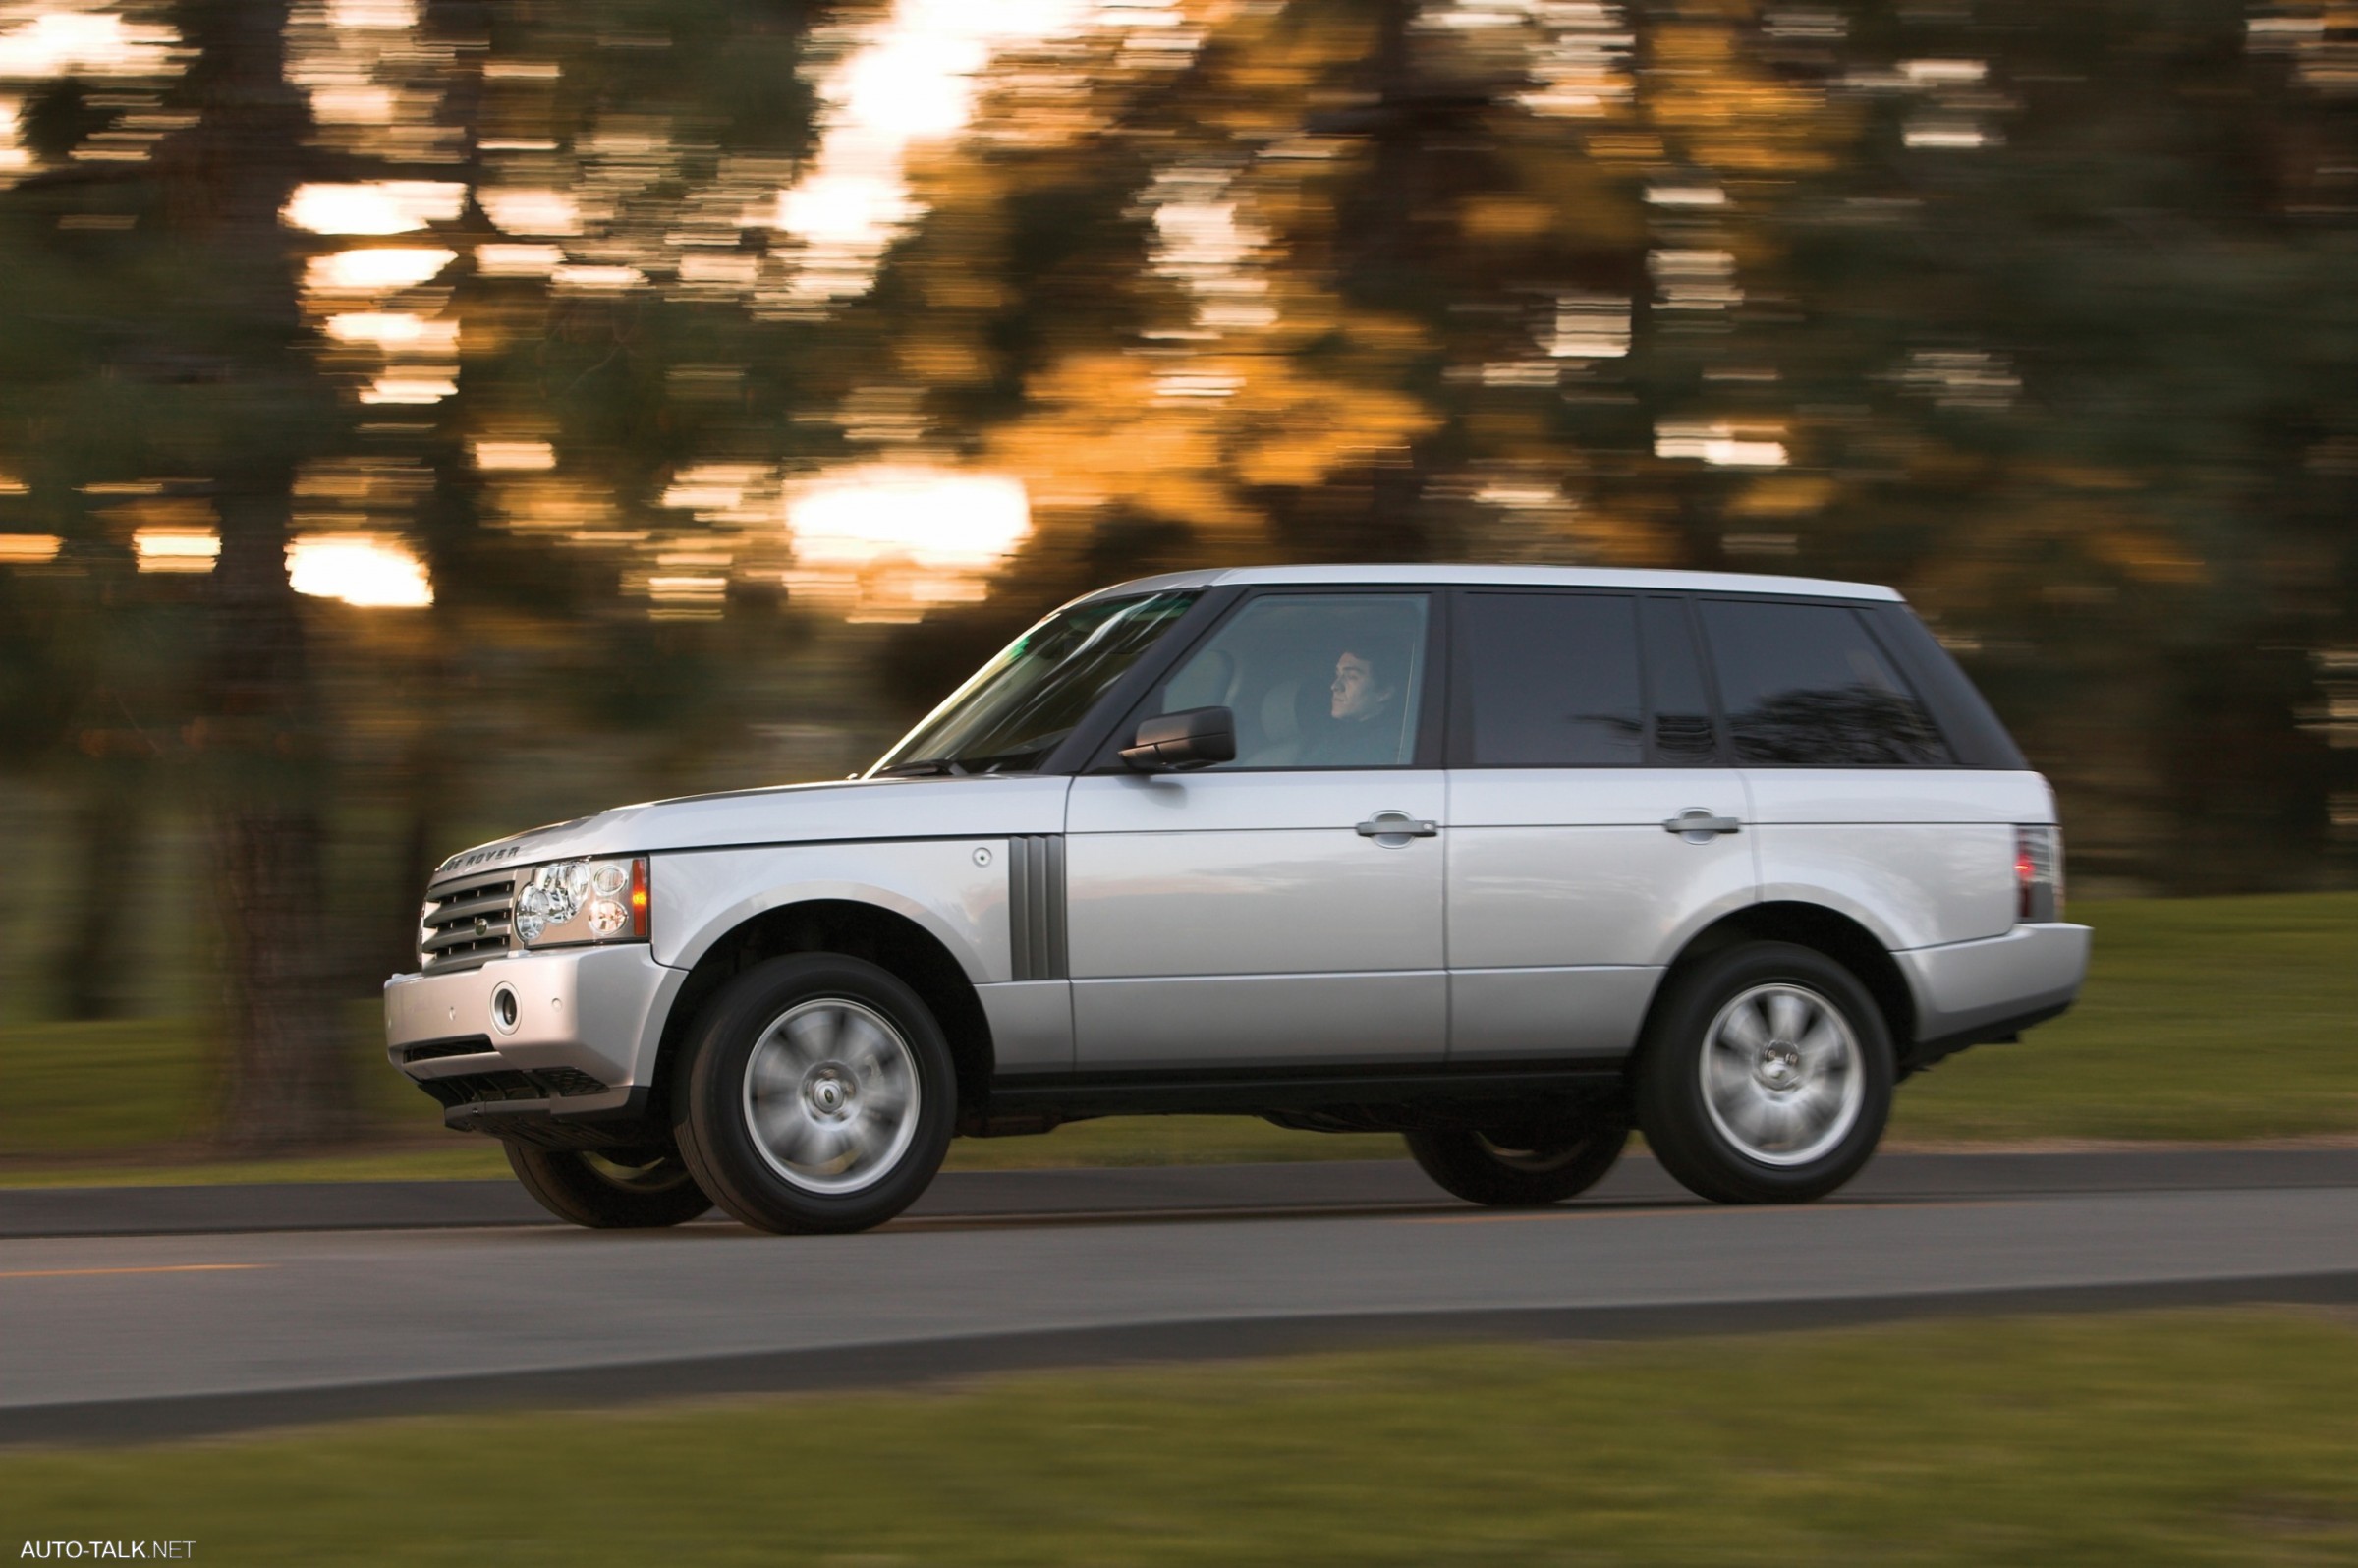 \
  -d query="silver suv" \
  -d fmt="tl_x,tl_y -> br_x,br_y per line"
386,565 -> 2088,1233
